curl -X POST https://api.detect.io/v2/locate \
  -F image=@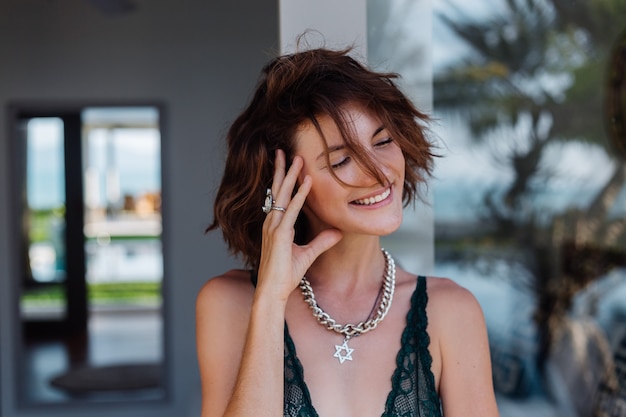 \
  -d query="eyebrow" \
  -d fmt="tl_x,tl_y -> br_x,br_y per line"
316,125 -> 386,160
